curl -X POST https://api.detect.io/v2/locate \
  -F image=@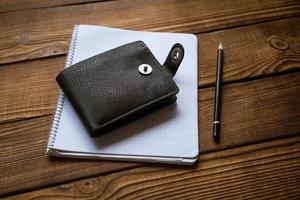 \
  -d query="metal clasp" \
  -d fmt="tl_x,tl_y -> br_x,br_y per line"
138,64 -> 152,75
